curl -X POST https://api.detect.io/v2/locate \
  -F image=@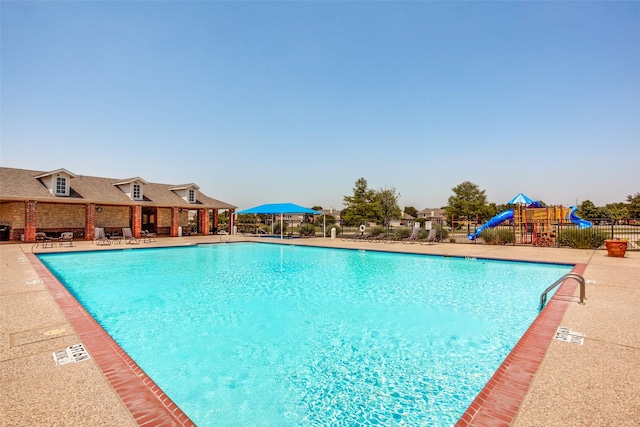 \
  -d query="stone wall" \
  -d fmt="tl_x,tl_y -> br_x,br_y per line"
36,203 -> 85,228
95,206 -> 130,228
0,202 -> 25,228
157,208 -> 172,227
